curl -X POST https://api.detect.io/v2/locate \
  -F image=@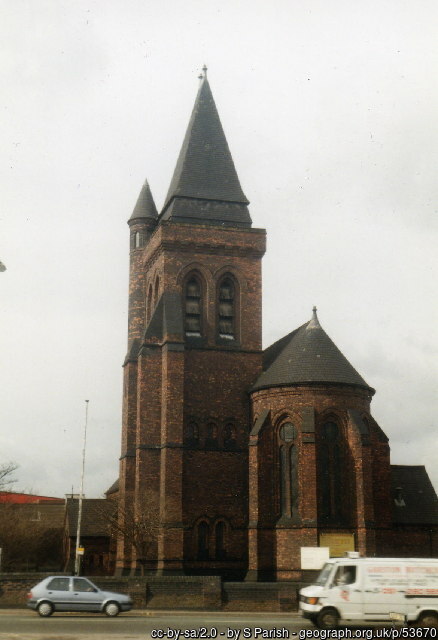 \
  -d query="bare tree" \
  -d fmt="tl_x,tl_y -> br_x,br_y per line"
0,461 -> 18,492
92,492 -> 159,576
